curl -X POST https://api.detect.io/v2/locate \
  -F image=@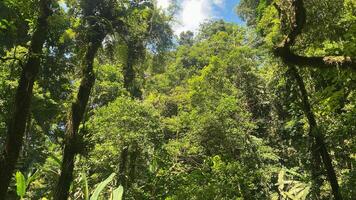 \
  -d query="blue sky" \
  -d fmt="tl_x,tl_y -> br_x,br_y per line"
214,0 -> 243,24
157,0 -> 243,33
